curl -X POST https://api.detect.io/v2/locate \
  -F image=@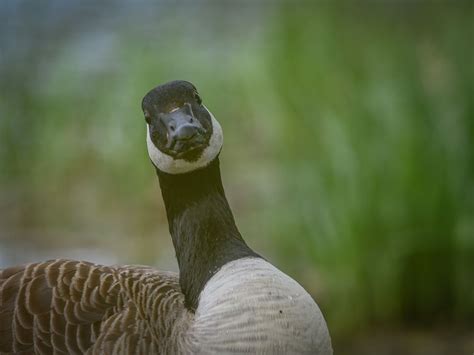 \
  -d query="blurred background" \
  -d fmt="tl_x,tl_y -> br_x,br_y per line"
1,1 -> 473,353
